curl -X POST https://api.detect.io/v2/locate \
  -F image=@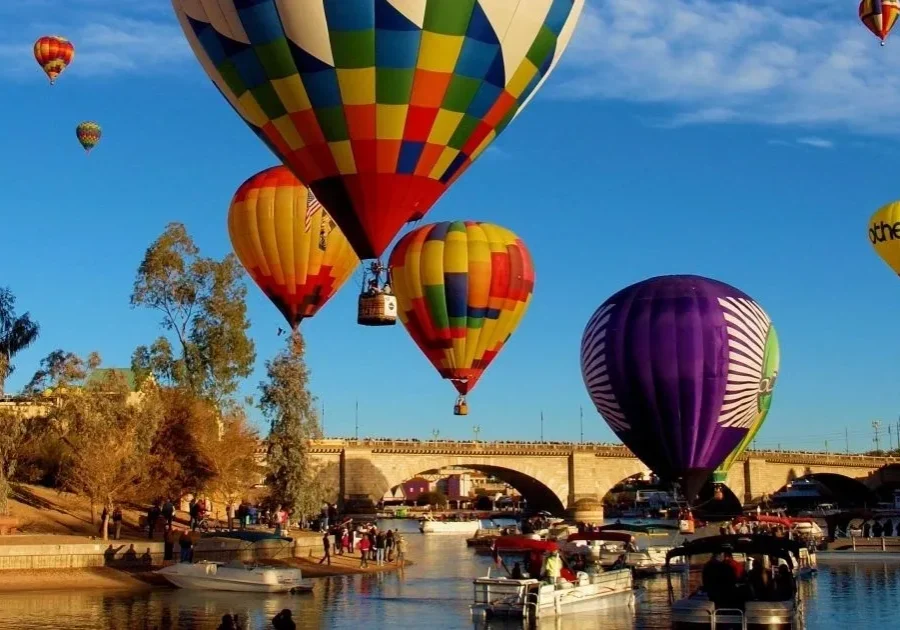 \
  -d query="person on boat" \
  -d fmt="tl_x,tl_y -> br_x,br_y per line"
774,564 -> 795,600
724,551 -> 745,580
217,614 -> 236,630
541,549 -> 563,583
748,560 -> 772,601
702,553 -> 737,607
272,609 -> 296,630
511,561 -> 525,579
625,536 -> 638,552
